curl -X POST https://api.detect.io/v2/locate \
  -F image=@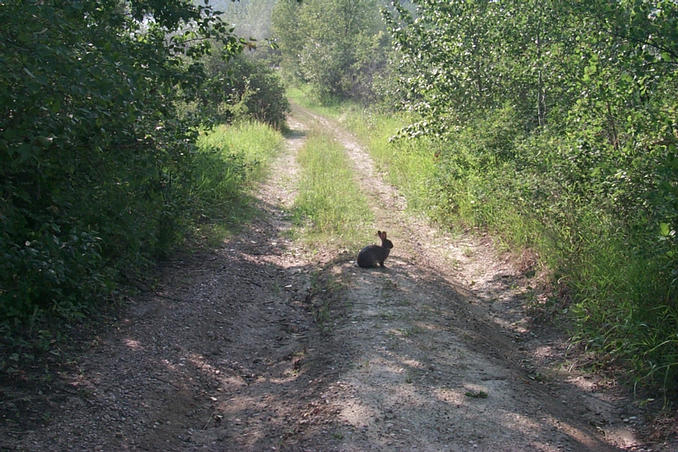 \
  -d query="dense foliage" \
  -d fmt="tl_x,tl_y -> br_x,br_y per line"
194,121 -> 285,225
272,0 -> 390,102
0,0 -> 286,343
193,52 -> 289,128
383,0 -> 678,393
